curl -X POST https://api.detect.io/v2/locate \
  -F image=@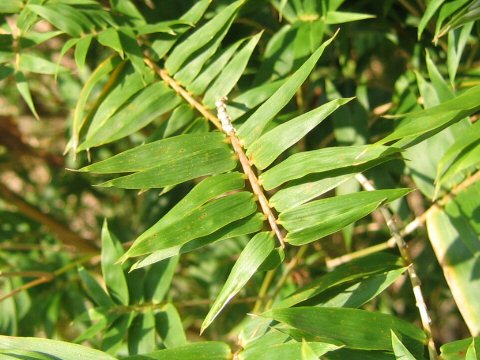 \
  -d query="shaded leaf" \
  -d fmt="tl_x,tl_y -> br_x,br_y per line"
391,330 -> 417,360
125,342 -> 231,360
201,232 -> 275,333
